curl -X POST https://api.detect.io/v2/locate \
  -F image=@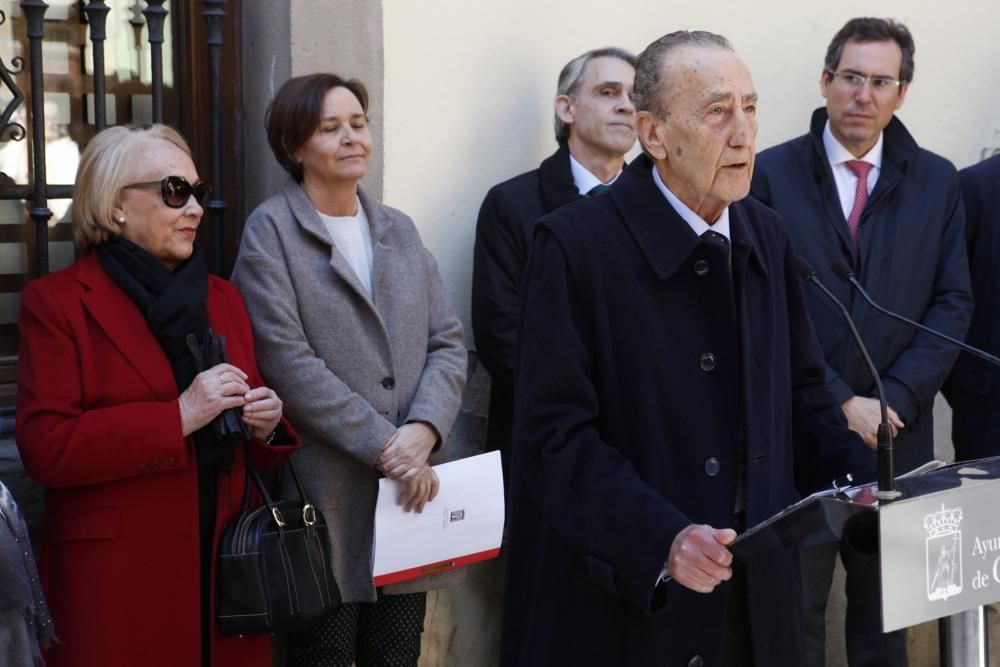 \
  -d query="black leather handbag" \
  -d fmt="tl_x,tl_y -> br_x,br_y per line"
216,451 -> 341,635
